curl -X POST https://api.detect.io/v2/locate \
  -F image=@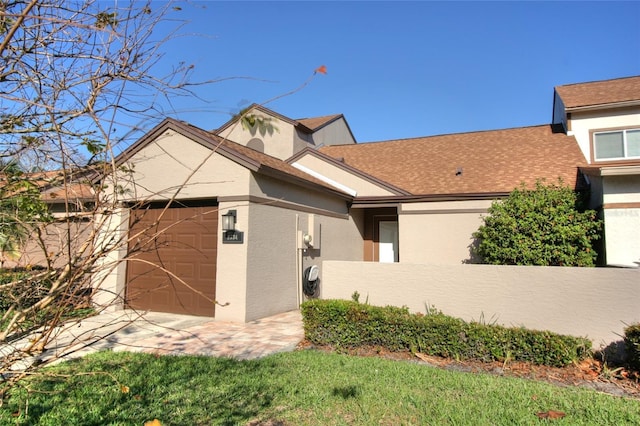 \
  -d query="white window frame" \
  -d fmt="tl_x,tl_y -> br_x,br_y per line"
593,128 -> 640,161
